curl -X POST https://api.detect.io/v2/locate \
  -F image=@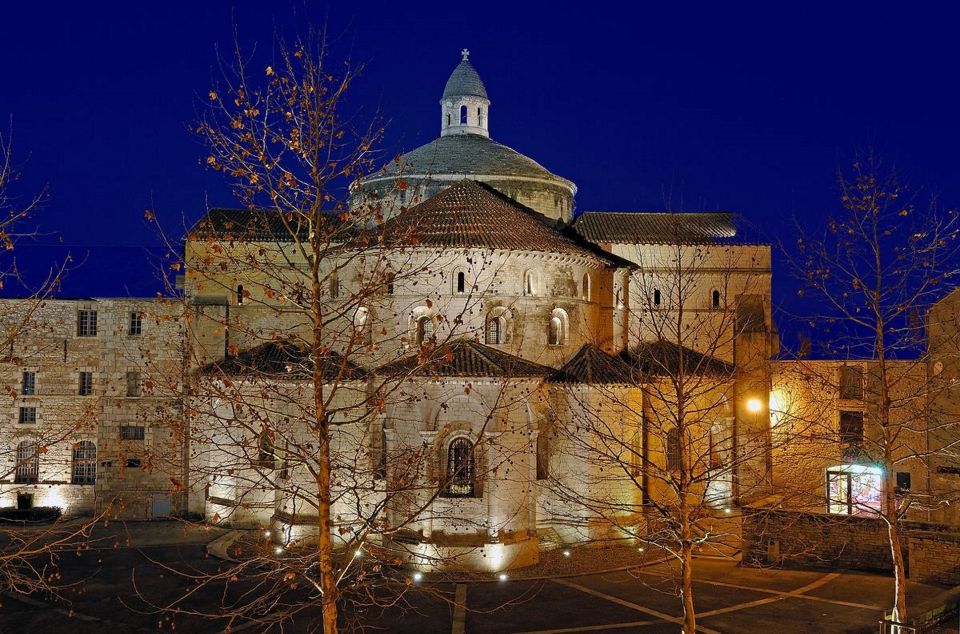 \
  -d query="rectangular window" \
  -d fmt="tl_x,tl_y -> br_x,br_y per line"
120,425 -> 145,441
77,309 -> 98,337
839,365 -> 864,400
128,311 -> 142,336
18,406 -> 37,424
21,371 -> 36,396
79,371 -> 93,396
126,371 -> 141,397
839,411 -> 864,448
896,471 -> 912,492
